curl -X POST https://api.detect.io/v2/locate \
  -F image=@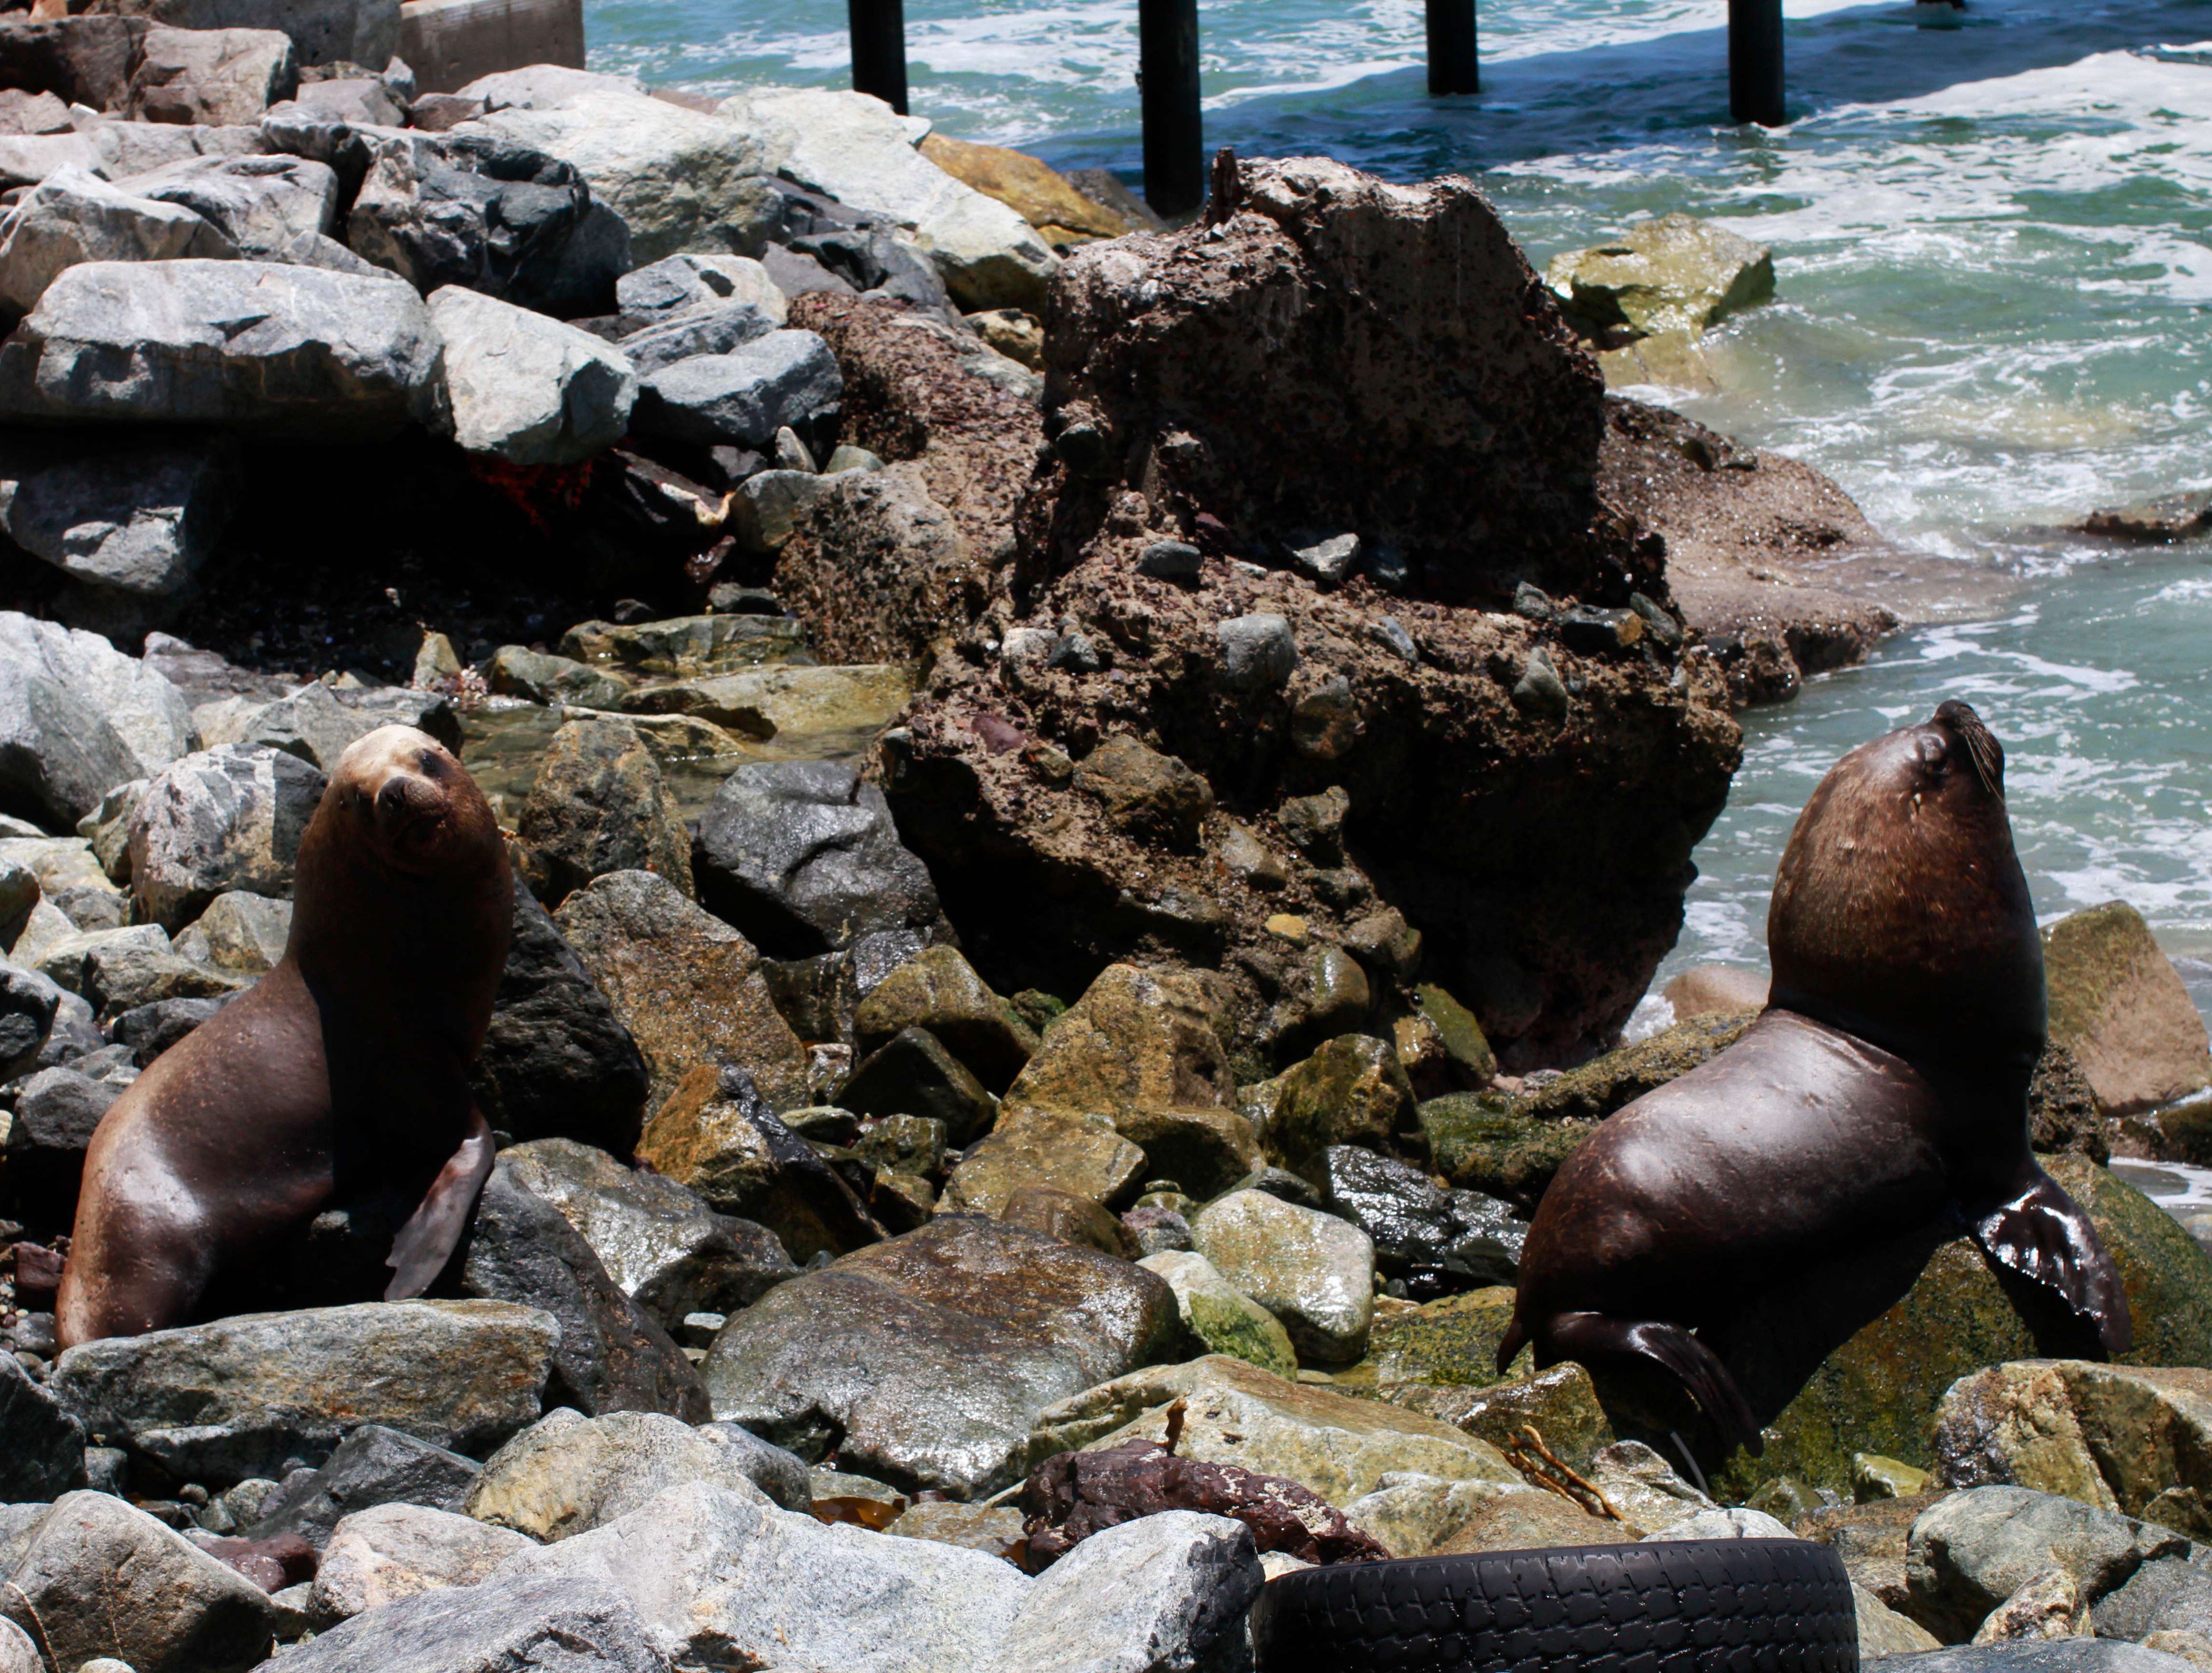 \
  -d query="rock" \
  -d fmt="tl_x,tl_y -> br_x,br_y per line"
2093,1555 -> 2212,1642
1137,1249 -> 1297,1377
722,88 -> 1055,311
0,430 -> 239,604
502,1136 -> 794,1327
1515,1008 -> 1759,1124
840,1025 -> 1002,1146
123,151 -> 337,258
273,1573 -> 668,1673
0,166 -> 236,314
501,1479 -> 1028,1672
627,666 -> 913,745
615,251 -> 785,321
1189,1187 -> 1375,1365
470,876 -> 650,1154
1883,1647 -> 2205,1673
1032,1354 -> 1526,1507
1004,1183 -> 1138,1257
0,1347 -> 84,1499
1548,213 -> 1775,338
194,681 -> 458,770
0,1490 -> 274,1673
455,1159 -> 710,1423
1864,1591 -> 1947,1660
939,1108 -> 1148,1217
1339,1471 -> 1531,1558
702,1216 -> 1179,1496
1907,1486 -> 2187,1643
629,328 -> 841,449
48,1299 -> 559,1487
118,0 -> 398,70
1004,1510 -> 1261,1672
1074,736 -> 1213,848
852,943 -> 1036,1093
636,1063 -> 882,1262
310,1502 -> 534,1622
485,644 -> 630,710
0,1620 -> 31,1673
429,285 -> 636,465
2,1062 -> 120,1229
887,1496 -> 1027,1558
247,1422 -> 482,1550
76,923 -> 237,1015
348,131 -> 627,317
1973,1567 -> 2094,1644
0,15 -> 151,113
464,1407 -> 782,1540
124,744 -> 324,930
107,991 -> 231,1065
1306,1144 -> 1522,1293
0,959 -> 61,1077
130,25 -> 298,127
456,88 -> 770,265
1664,963 -> 1771,1019
0,259 -> 444,436
693,760 -> 939,958
1417,1093 -> 1597,1212
2043,902 -> 2212,1119
0,611 -> 195,828
517,715 -> 691,904
1255,1034 -> 1415,1172
619,297 -> 780,378
1433,1490 -> 1617,1553
915,132 -> 1133,243
553,868 -> 810,1115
